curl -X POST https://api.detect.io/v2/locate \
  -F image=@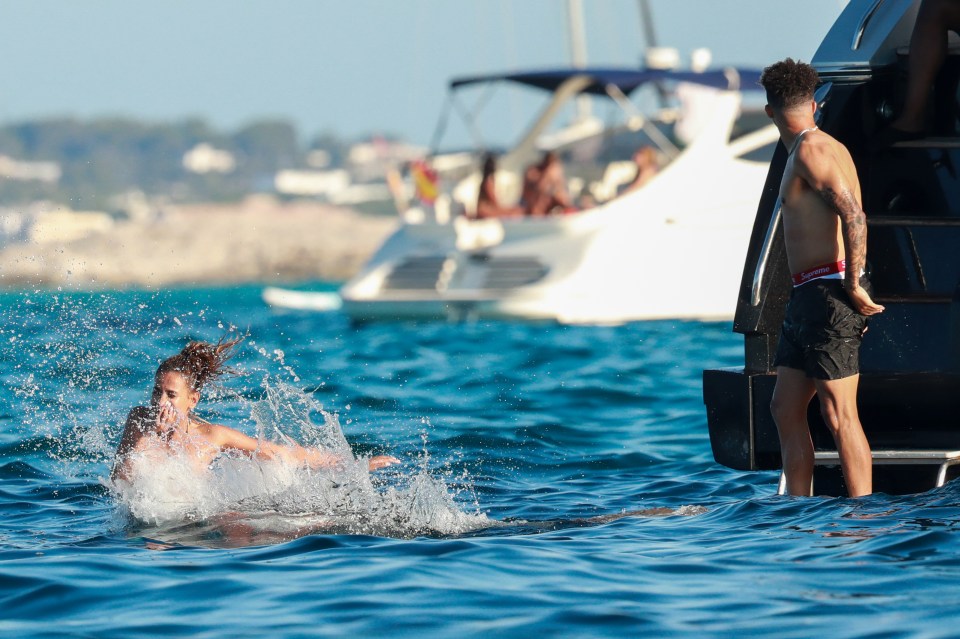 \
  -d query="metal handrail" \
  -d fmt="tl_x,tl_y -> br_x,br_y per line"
751,202 -> 782,307
603,83 -> 680,158
852,0 -> 886,50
